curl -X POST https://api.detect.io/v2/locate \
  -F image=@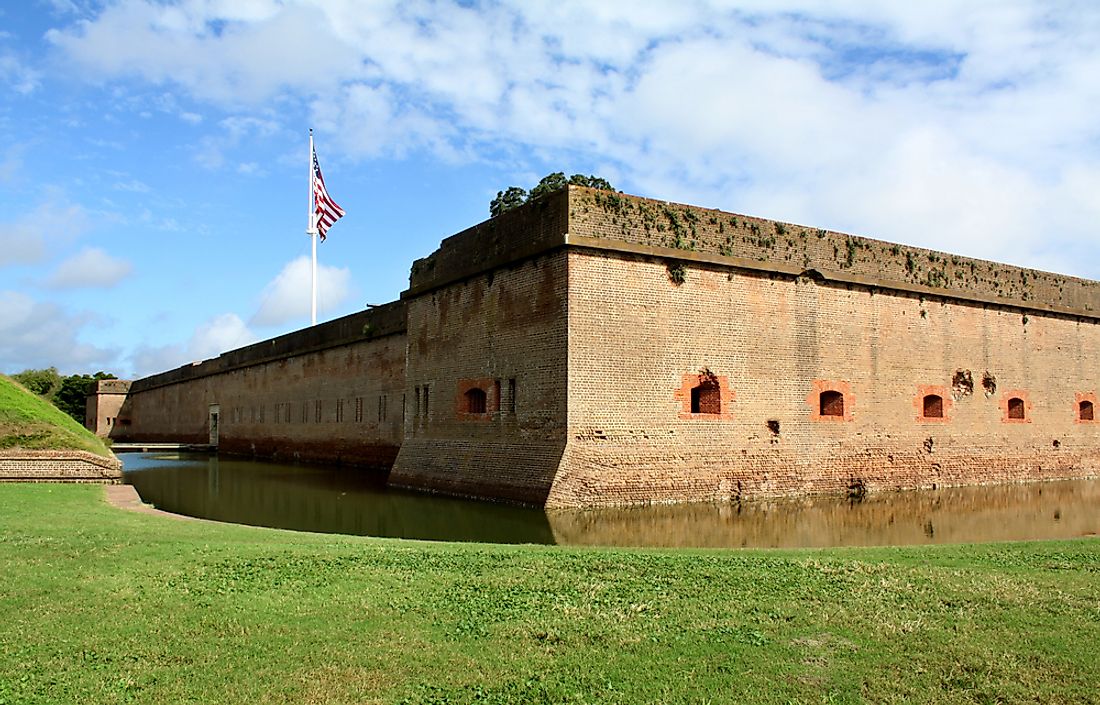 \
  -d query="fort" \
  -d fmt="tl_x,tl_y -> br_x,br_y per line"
88,185 -> 1100,507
